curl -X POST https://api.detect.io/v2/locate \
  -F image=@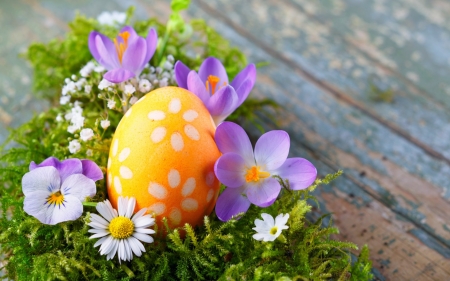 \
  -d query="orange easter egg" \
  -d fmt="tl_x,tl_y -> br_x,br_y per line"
106,86 -> 221,229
